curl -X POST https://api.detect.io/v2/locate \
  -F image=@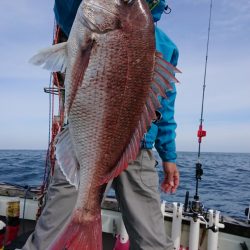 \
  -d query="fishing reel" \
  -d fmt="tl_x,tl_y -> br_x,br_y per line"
183,190 -> 205,224
183,162 -> 204,218
182,160 -> 219,232
183,191 -> 219,233
183,161 -> 205,219
183,191 -> 205,221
